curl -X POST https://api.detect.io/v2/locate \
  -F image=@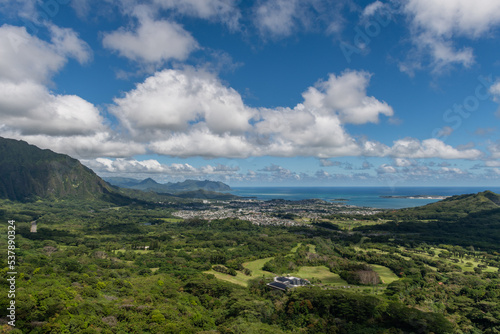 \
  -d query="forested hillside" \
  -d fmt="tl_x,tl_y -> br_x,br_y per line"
0,137 -> 112,201
381,191 -> 500,220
